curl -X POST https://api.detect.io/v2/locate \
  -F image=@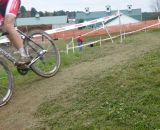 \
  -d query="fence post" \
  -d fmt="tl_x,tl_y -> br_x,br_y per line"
71,37 -> 75,53
118,10 -> 123,43
100,36 -> 102,47
123,32 -> 126,40
66,44 -> 69,55
158,16 -> 160,28
102,22 -> 114,43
